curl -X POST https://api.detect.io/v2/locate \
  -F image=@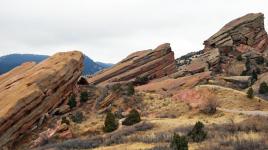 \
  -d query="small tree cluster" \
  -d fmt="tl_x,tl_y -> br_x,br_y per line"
255,56 -> 265,65
103,111 -> 119,132
67,95 -> 77,109
170,133 -> 188,150
187,121 -> 207,142
122,109 -> 141,126
259,82 -> 268,94
134,76 -> 149,85
247,87 -> 254,99
80,91 -> 88,103
70,111 -> 84,123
